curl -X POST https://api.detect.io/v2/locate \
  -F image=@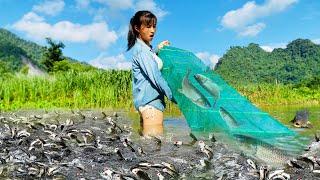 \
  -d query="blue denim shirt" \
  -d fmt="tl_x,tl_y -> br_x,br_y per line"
131,38 -> 173,112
